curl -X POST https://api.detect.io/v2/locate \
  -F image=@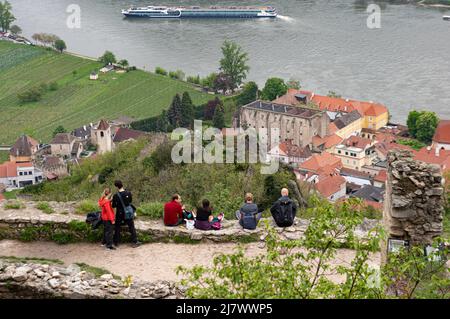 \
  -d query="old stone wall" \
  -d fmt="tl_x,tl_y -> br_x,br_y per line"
384,150 -> 444,245
0,260 -> 182,299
